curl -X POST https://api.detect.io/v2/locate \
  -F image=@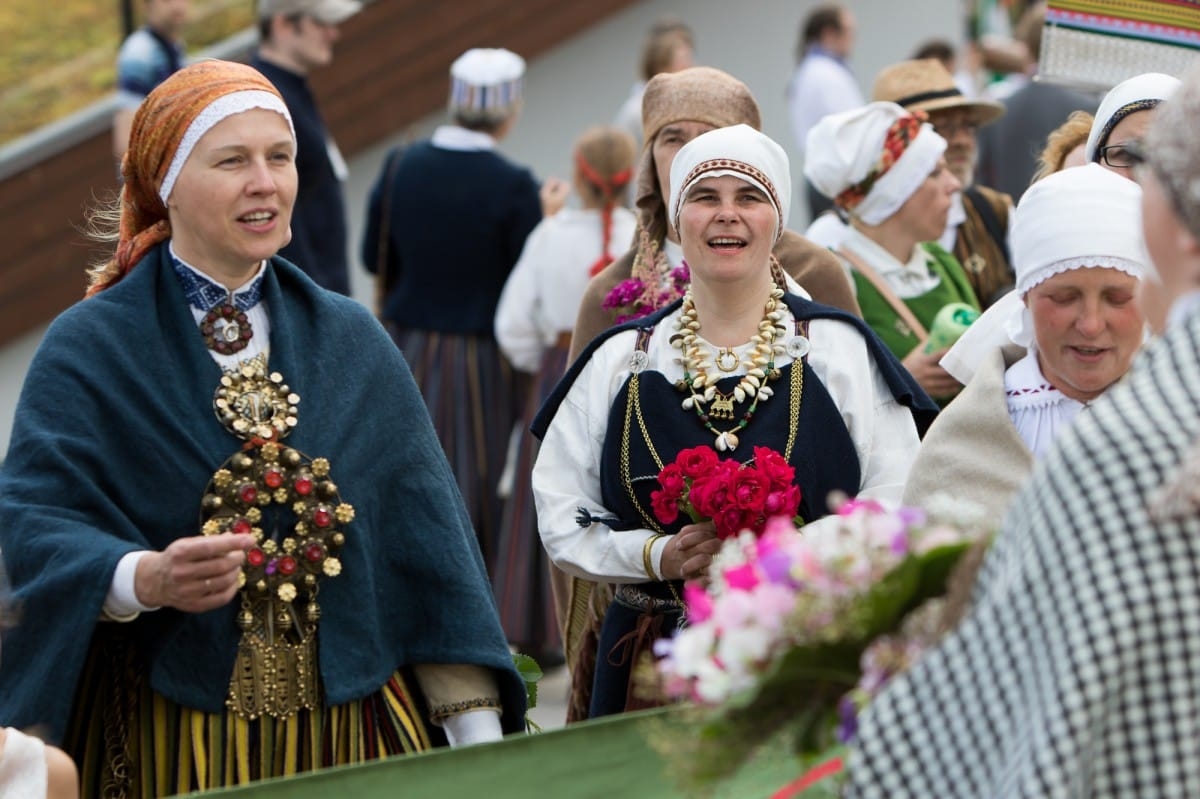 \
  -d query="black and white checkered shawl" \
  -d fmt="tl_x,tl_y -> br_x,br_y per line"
847,309 -> 1200,798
